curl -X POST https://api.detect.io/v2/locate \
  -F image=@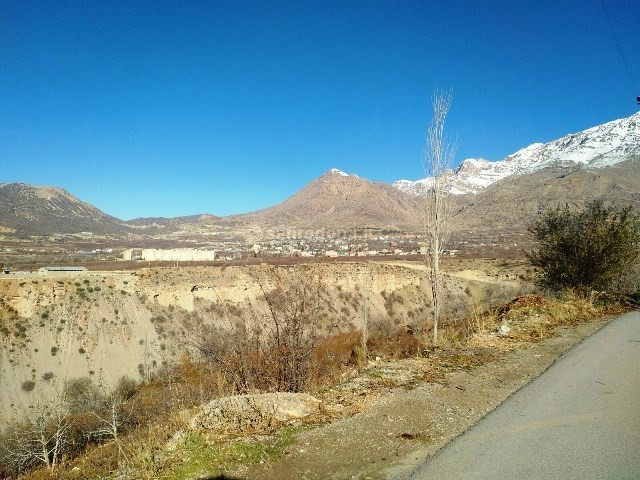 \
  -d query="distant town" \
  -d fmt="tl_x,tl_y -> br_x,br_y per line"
0,227 -> 529,272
